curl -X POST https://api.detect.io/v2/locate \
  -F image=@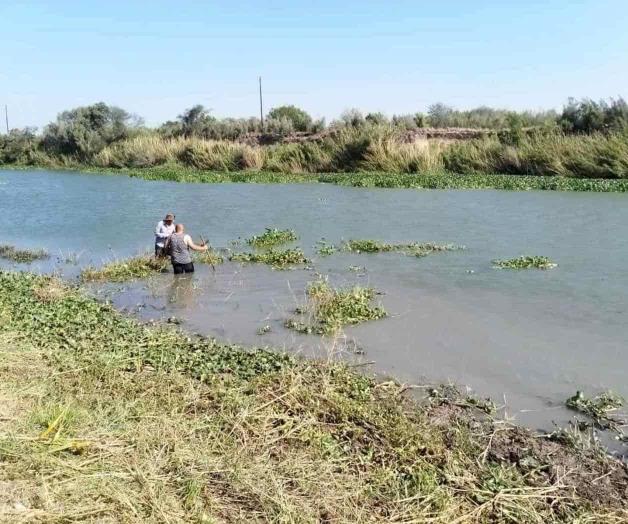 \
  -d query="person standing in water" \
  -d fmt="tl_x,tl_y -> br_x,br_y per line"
154,213 -> 176,257
165,223 -> 207,274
